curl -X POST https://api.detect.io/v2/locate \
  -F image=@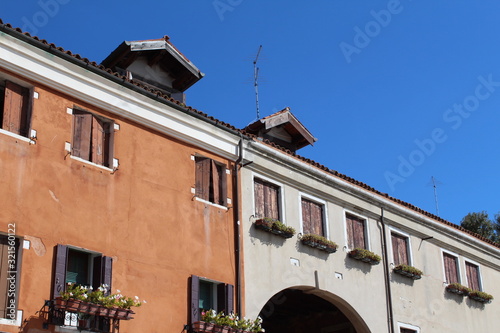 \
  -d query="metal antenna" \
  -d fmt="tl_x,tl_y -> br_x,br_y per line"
253,45 -> 262,119
431,176 -> 440,216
